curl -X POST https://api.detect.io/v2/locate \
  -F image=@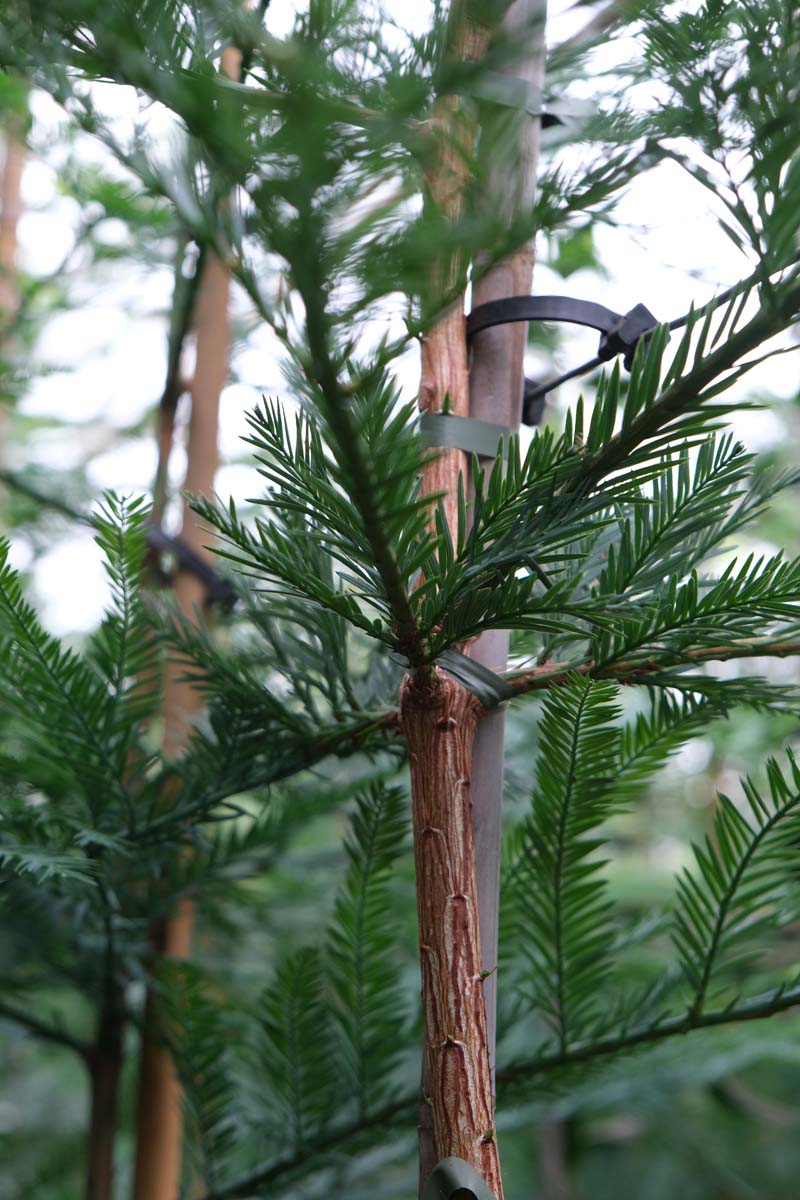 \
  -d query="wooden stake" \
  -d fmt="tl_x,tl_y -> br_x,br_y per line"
468,0 -> 547,1078
130,55 -> 235,1185
0,129 -> 25,512
131,903 -> 196,1200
